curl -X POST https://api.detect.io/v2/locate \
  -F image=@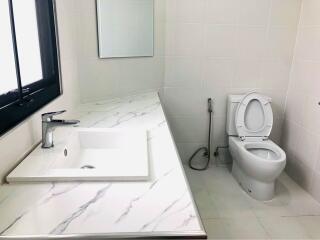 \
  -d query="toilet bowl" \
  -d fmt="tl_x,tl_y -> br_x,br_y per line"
229,137 -> 286,200
226,93 -> 286,201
